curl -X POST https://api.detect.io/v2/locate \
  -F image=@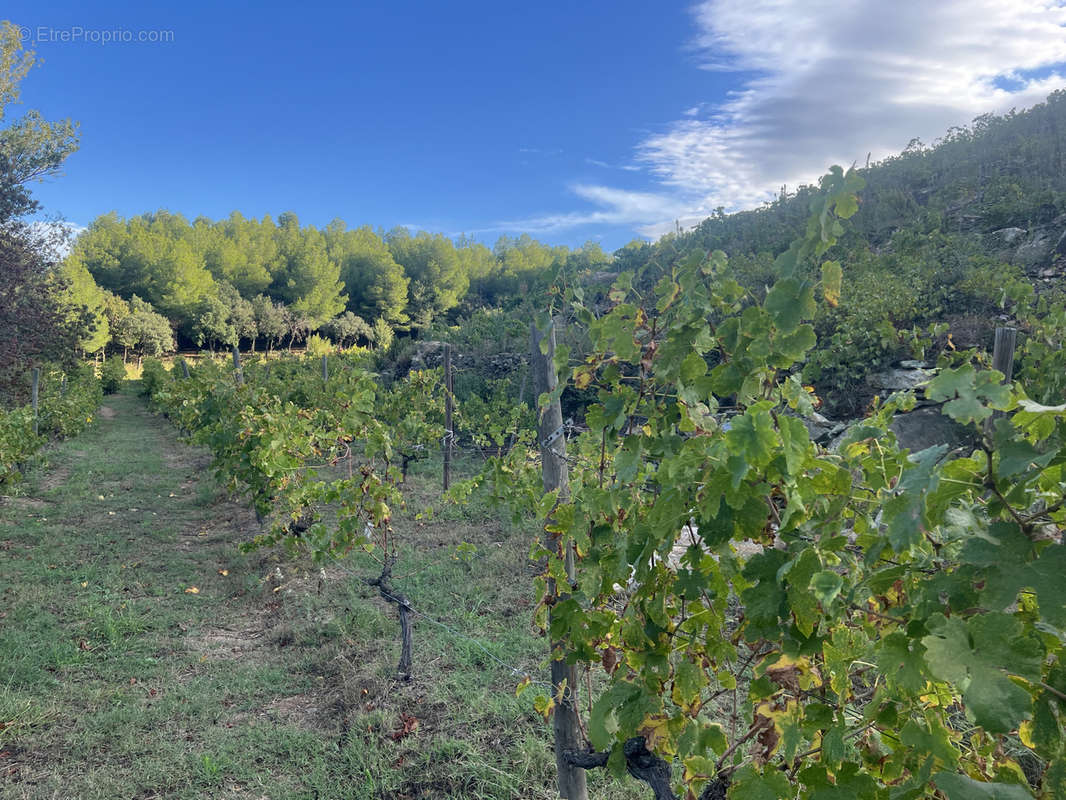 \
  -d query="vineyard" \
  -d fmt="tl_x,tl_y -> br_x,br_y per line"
56,168 -> 1056,798
3,171 -> 1066,798
5,8 -> 1066,797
